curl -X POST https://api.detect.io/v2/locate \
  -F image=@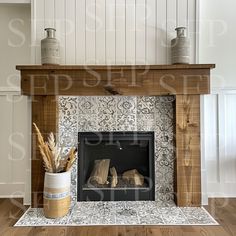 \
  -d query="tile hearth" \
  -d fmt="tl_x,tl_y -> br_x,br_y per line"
15,201 -> 218,226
